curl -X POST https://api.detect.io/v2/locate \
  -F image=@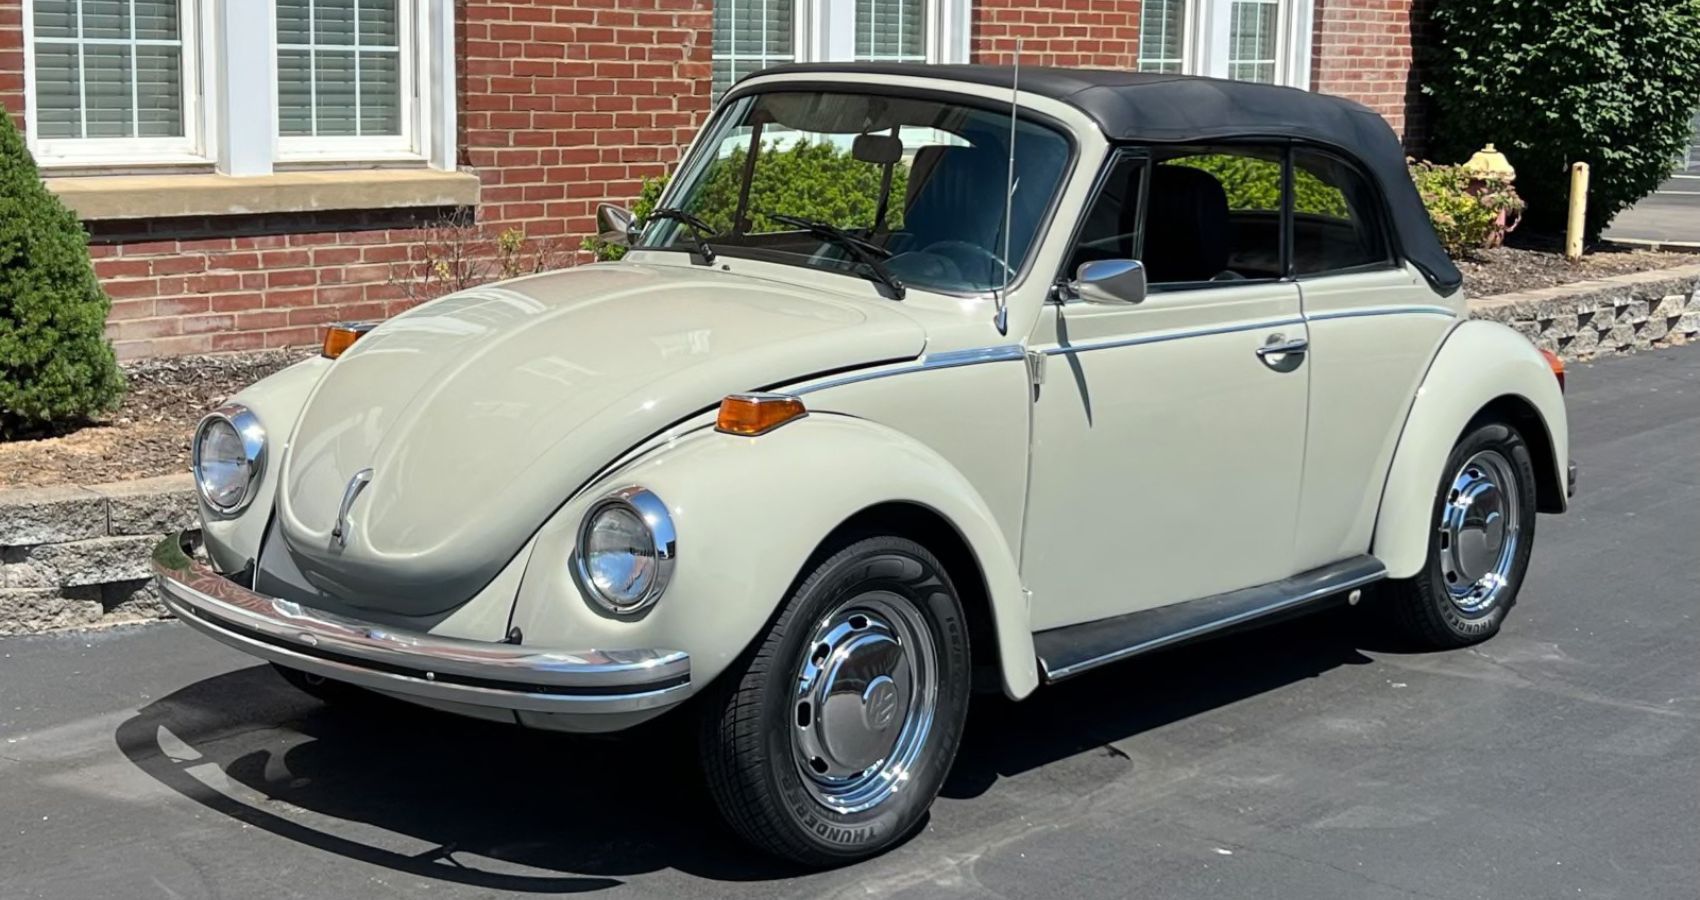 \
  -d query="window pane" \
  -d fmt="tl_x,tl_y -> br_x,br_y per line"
1227,0 -> 1279,84
1068,154 -> 1145,276
135,45 -> 182,136
278,48 -> 314,135
316,0 -> 358,46
856,0 -> 926,62
314,50 -> 358,136
359,50 -> 401,135
359,0 -> 400,46
1293,149 -> 1391,276
134,0 -> 177,40
1146,149 -> 1283,284
83,0 -> 130,40
1138,0 -> 1186,74
33,42 -> 81,138
711,0 -> 794,98
277,0 -> 311,45
34,0 -> 76,38
83,44 -> 134,138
